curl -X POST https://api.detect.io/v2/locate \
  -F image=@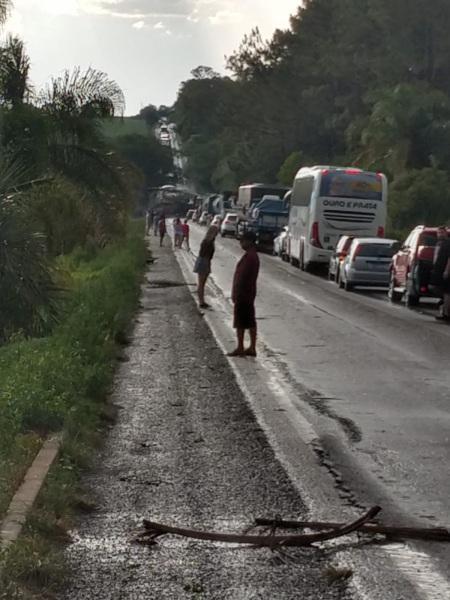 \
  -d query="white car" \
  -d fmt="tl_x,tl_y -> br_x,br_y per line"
199,211 -> 209,226
220,213 -> 238,237
273,226 -> 288,259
